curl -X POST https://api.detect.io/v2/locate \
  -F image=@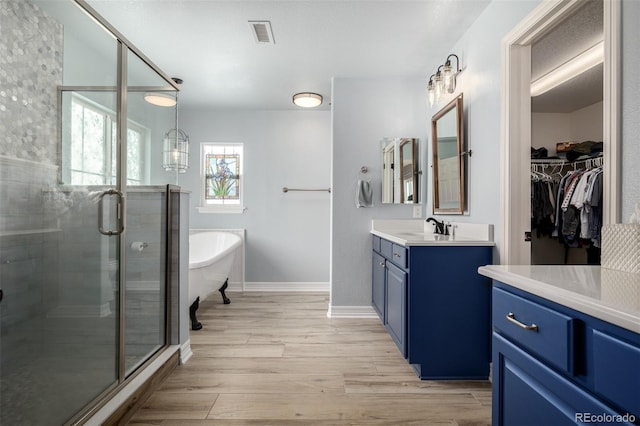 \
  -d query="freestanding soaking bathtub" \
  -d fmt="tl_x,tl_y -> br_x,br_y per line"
188,231 -> 242,330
